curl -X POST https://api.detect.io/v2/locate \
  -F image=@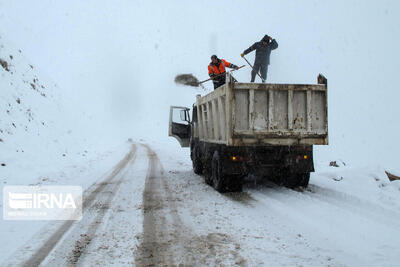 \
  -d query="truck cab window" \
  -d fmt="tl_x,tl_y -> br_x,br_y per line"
172,109 -> 189,125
